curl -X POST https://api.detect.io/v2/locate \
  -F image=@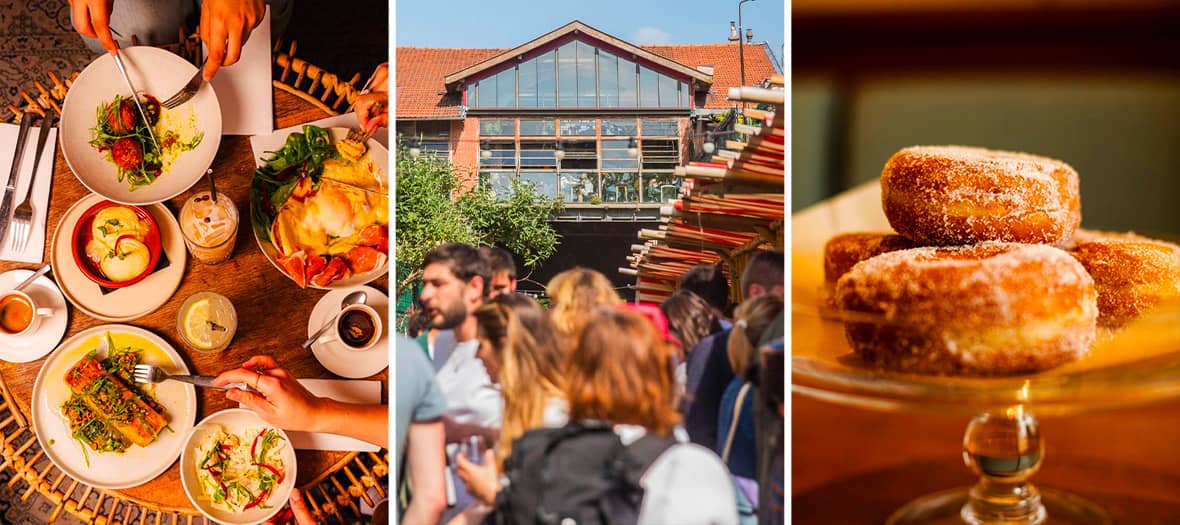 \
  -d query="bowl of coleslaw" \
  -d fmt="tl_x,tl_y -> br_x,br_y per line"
180,409 -> 296,525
